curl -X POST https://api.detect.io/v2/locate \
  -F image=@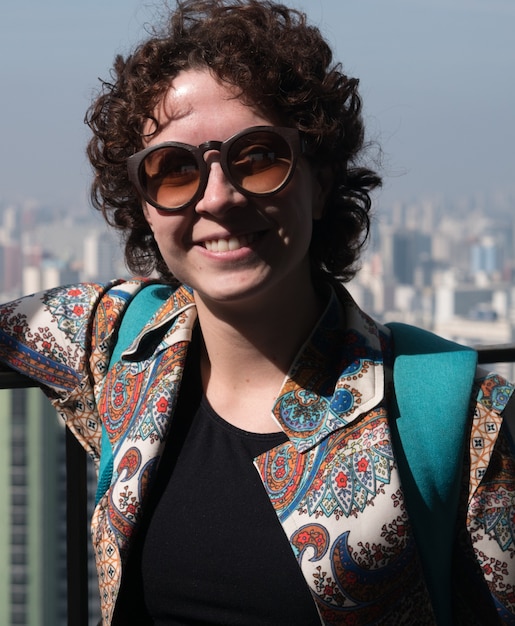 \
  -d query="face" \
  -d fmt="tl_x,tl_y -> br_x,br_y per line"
141,69 -> 326,310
